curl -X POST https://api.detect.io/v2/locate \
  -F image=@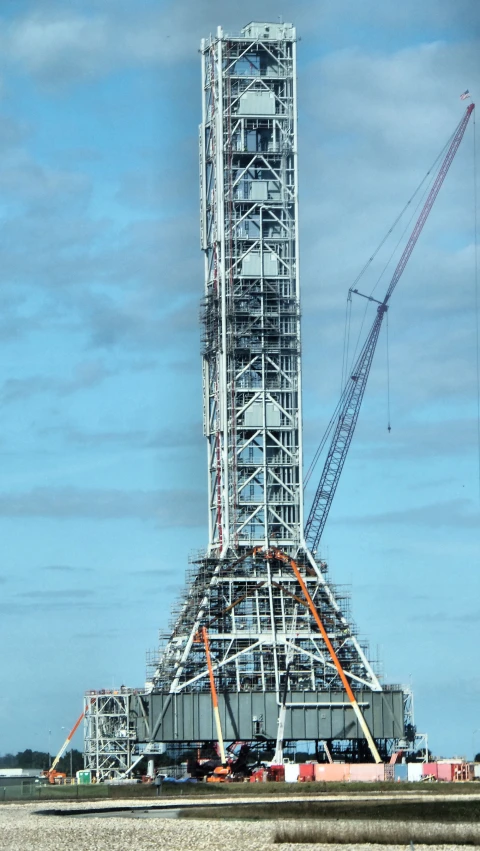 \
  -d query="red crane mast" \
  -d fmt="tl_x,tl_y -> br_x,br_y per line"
305,103 -> 475,553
